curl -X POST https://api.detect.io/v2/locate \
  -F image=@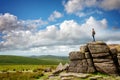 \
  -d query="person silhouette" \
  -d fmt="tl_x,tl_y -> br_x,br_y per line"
92,28 -> 96,42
